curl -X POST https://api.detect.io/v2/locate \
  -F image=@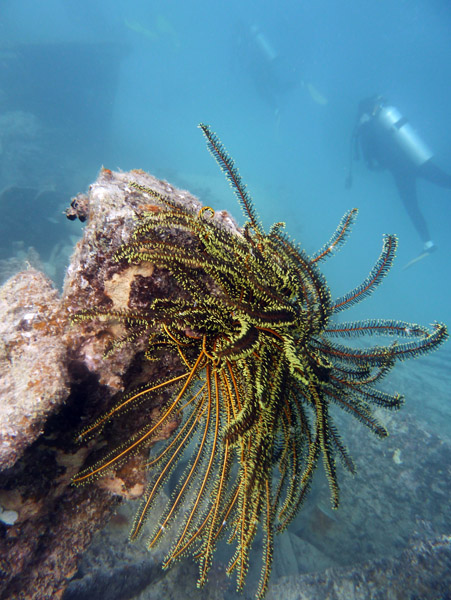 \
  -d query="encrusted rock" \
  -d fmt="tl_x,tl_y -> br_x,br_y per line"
0,268 -> 68,470
63,168 -> 239,393
0,169 -> 228,600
